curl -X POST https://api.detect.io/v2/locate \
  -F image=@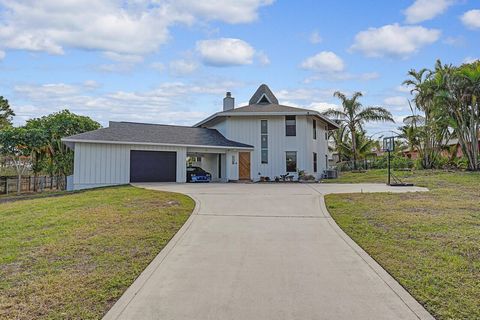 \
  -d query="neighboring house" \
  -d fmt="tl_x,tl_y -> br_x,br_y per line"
63,84 -> 338,190
402,137 -> 480,160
